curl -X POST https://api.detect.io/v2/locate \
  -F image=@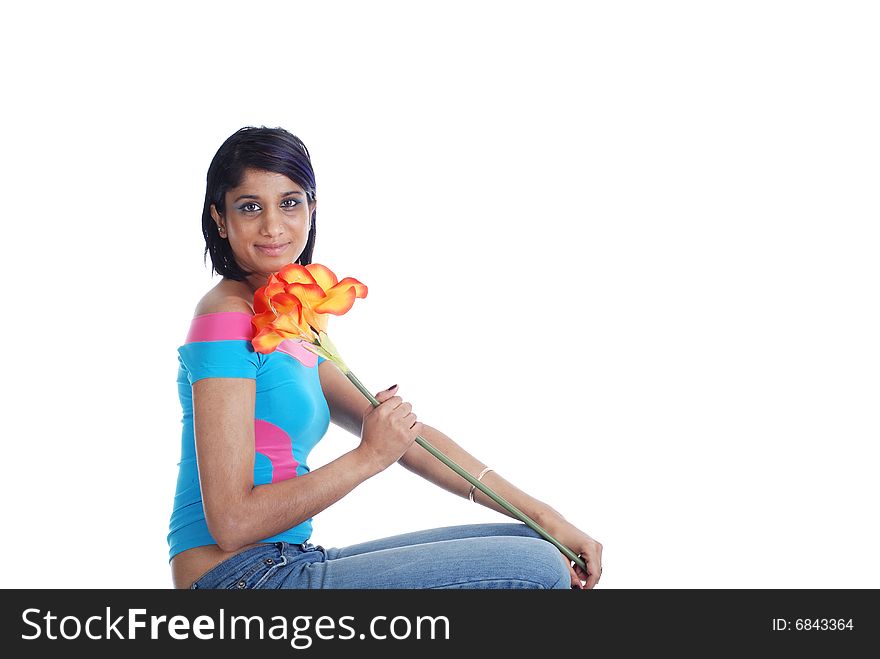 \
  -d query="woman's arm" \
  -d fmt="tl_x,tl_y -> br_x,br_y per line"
318,365 -> 604,588
194,377 -> 366,552
402,425 -> 603,588
194,373 -> 421,554
317,363 -> 506,500
397,424 -> 555,518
